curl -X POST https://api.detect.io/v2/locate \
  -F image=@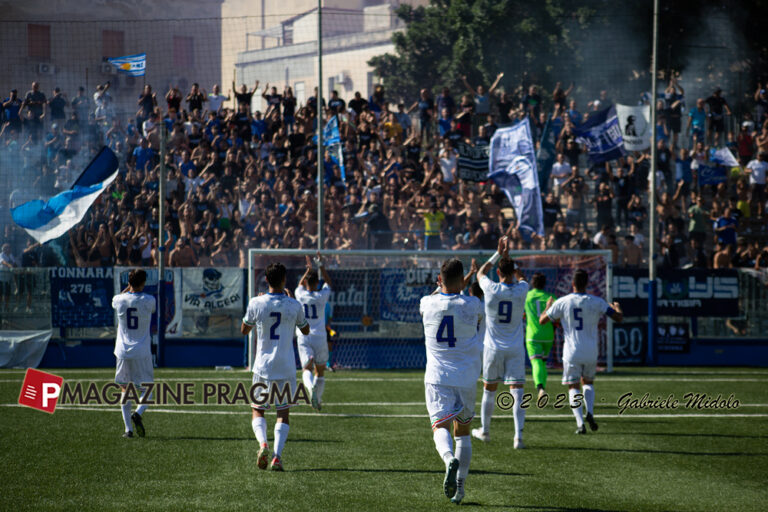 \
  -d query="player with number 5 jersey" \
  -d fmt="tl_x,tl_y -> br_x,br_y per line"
242,262 -> 309,471
294,252 -> 332,411
540,269 -> 623,434
112,269 -> 156,439
420,258 -> 484,505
